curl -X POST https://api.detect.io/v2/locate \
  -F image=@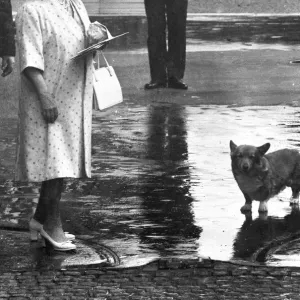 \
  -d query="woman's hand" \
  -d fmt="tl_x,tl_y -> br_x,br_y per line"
87,22 -> 108,46
1,56 -> 15,77
24,67 -> 59,124
39,92 -> 58,124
